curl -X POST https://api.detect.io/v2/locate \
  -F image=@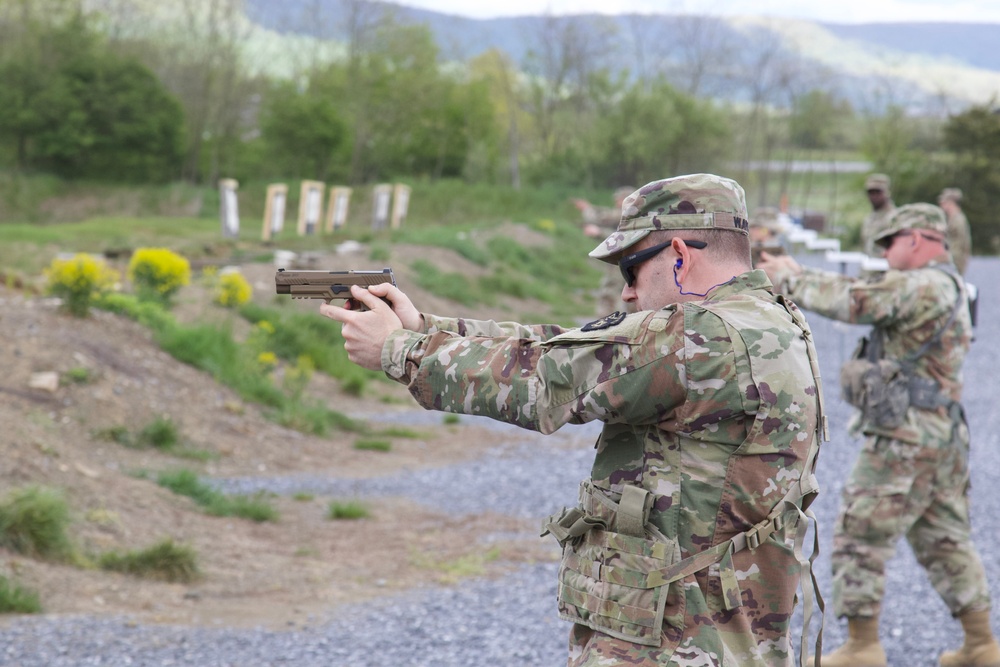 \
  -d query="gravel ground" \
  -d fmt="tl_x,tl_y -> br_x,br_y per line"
2,256 -> 999,667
